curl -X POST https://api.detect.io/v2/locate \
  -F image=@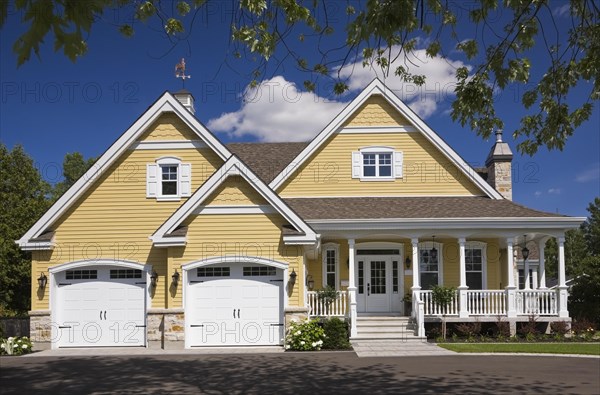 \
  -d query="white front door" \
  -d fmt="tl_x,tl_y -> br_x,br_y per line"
186,264 -> 284,347
55,266 -> 146,347
357,255 -> 402,313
